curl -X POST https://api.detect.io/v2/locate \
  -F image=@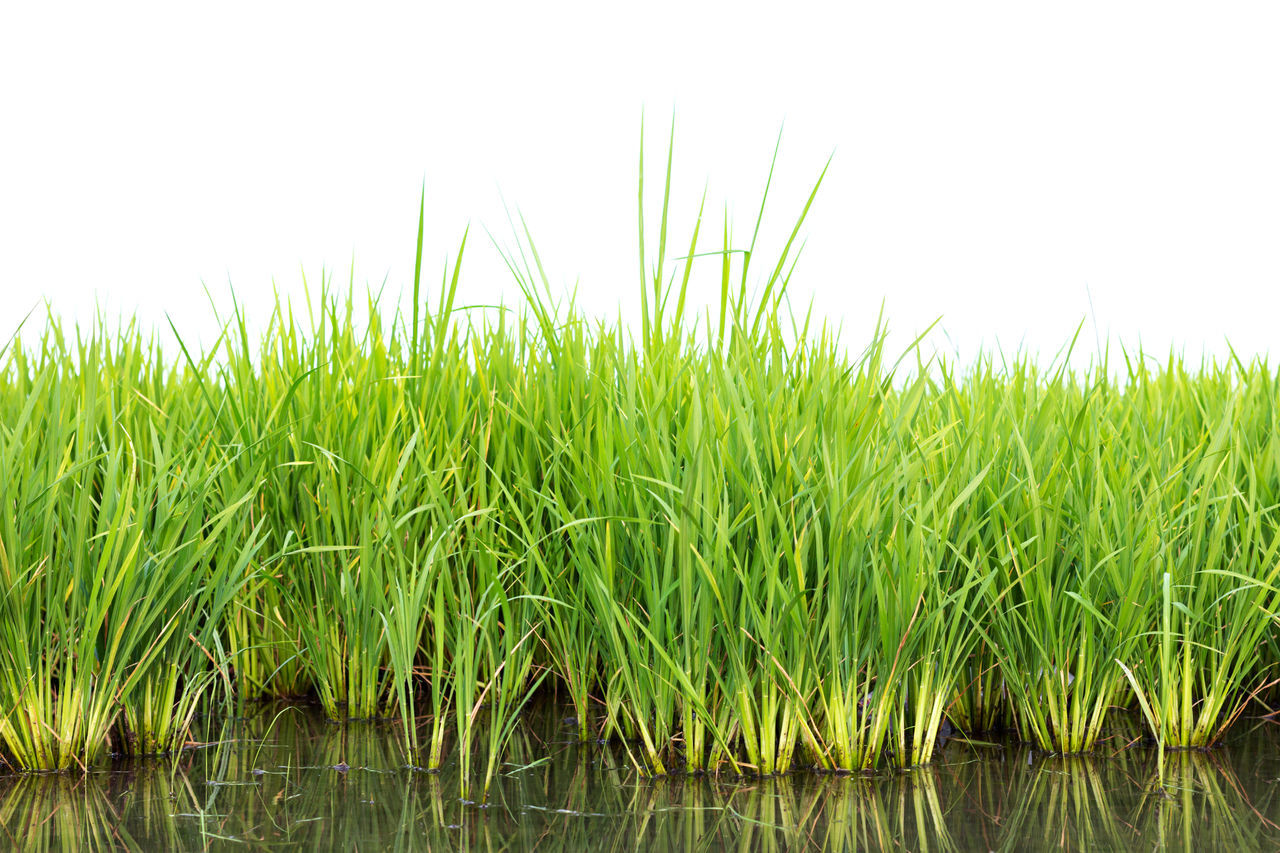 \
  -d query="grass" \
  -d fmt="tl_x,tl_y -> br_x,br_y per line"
2,122 -> 1279,795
